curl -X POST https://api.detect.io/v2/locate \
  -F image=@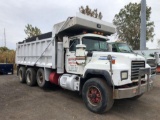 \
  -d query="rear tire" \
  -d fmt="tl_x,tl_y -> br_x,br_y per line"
26,68 -> 37,86
37,68 -> 48,88
82,78 -> 114,114
18,67 -> 26,83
